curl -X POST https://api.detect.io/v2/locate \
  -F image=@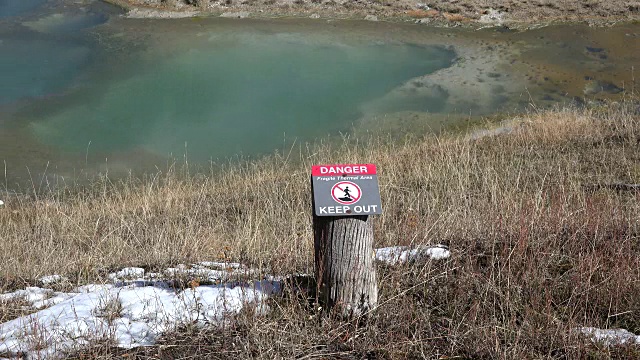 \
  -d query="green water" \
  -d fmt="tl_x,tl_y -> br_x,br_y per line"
28,34 -> 455,161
